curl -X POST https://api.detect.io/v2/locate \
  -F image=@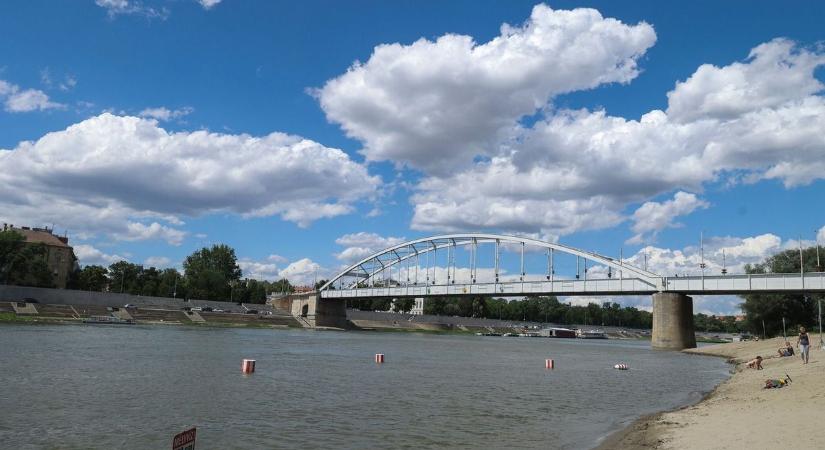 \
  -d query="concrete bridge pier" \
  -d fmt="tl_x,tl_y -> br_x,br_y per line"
276,293 -> 348,329
651,292 -> 697,350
